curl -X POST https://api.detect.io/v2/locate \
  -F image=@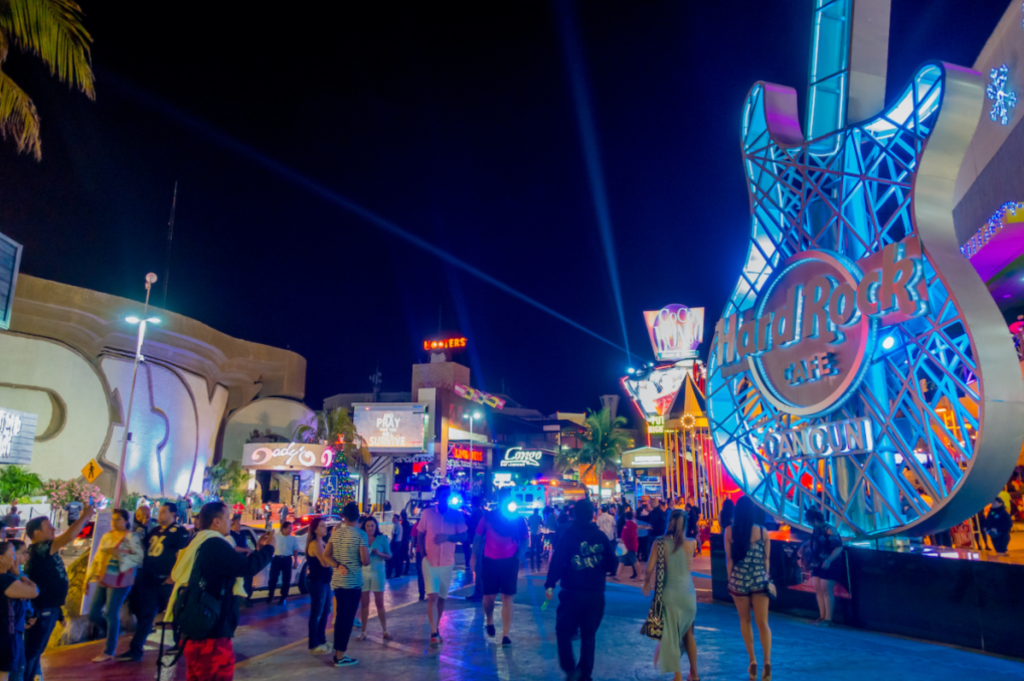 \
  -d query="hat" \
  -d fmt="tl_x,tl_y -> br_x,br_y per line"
997,491 -> 1011,509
